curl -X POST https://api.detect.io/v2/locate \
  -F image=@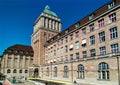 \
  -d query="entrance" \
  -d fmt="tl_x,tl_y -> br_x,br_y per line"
34,68 -> 39,78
